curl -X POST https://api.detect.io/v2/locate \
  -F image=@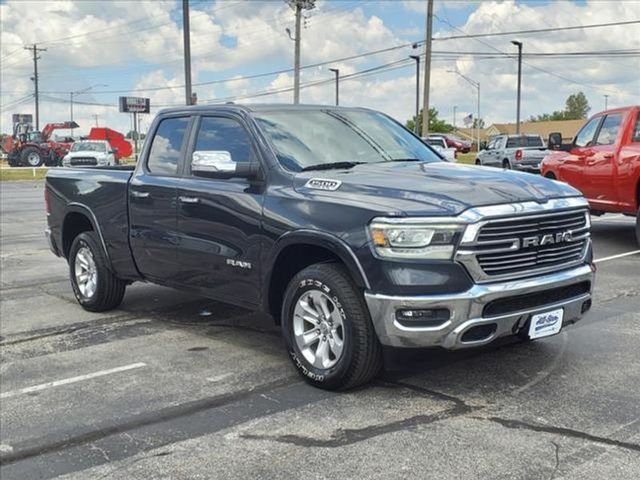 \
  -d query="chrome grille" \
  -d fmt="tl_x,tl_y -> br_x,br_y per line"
457,209 -> 590,282
70,157 -> 98,166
